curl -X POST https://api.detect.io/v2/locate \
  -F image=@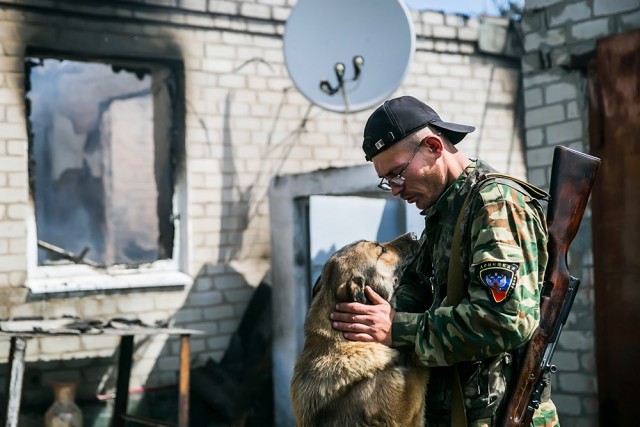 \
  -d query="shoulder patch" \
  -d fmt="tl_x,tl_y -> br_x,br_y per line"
476,262 -> 518,303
